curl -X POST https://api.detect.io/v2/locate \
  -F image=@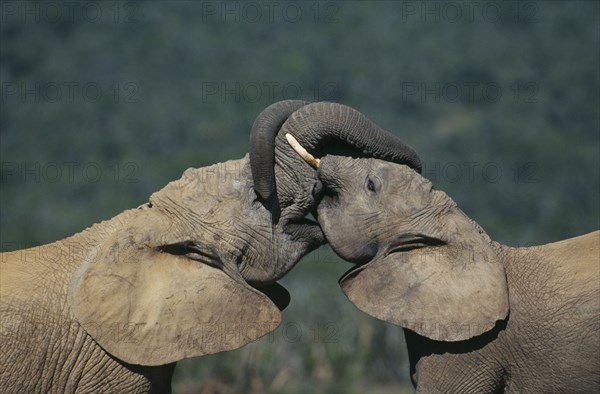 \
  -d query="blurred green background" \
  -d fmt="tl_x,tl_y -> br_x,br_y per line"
1,1 -> 598,393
